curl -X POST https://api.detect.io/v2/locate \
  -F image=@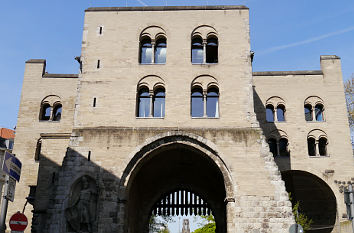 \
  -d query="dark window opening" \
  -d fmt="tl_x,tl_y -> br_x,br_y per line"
191,37 -> 203,64
266,105 -> 274,122
304,104 -> 312,121
99,26 -> 103,35
307,138 -> 316,156
52,104 -> 62,121
88,151 -> 91,161
153,88 -> 165,117
315,104 -> 324,121
319,137 -> 327,156
206,37 -> 218,63
40,103 -> 51,121
191,87 -> 204,117
93,98 -> 96,107
279,138 -> 289,156
155,38 -> 166,64
138,87 -> 150,117
140,37 -> 153,64
268,138 -> 277,156
277,105 -> 285,122
206,87 -> 219,118
97,60 -> 100,69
